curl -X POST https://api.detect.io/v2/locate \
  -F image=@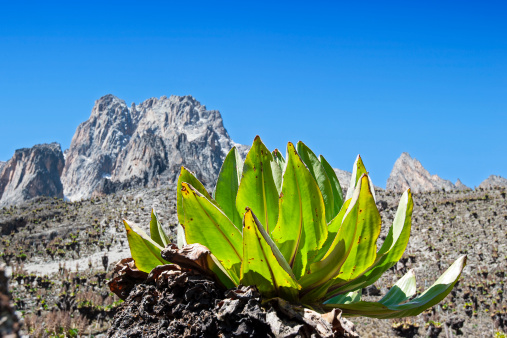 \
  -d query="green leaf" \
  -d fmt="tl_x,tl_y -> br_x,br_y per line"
332,174 -> 381,285
214,147 -> 244,229
272,148 -> 286,172
124,220 -> 168,273
298,176 -> 363,291
150,209 -> 170,247
240,208 -> 300,302
328,189 -> 413,296
180,182 -> 242,284
319,155 -> 345,213
379,269 -> 416,306
325,289 -> 361,305
271,142 -> 328,280
271,149 -> 284,195
297,141 -> 335,222
345,155 -> 367,201
325,255 -> 467,318
177,166 -> 214,226
312,199 -> 351,263
236,136 -> 279,233
207,253 -> 237,289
